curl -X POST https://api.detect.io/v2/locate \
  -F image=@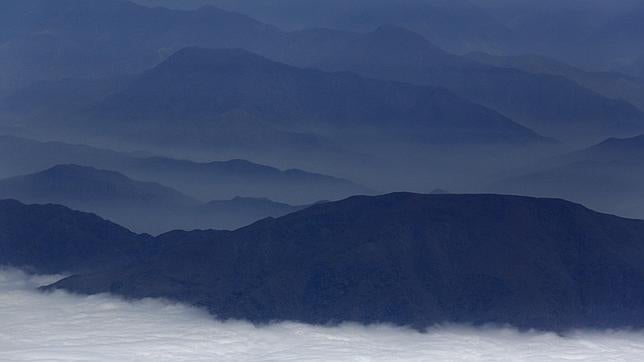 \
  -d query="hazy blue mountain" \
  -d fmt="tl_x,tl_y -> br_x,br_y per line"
0,135 -> 368,204
0,76 -> 134,118
0,165 -> 200,234
0,164 -> 195,206
25,192 -> 644,331
195,197 -> 304,230
491,135 -> 644,219
0,0 -> 281,93
467,52 -> 644,111
89,47 -> 542,144
569,134 -> 644,162
134,0 -> 512,53
126,157 -> 370,204
0,165 -> 309,234
3,0 -> 640,144
134,0 -> 644,77
300,26 -> 644,141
